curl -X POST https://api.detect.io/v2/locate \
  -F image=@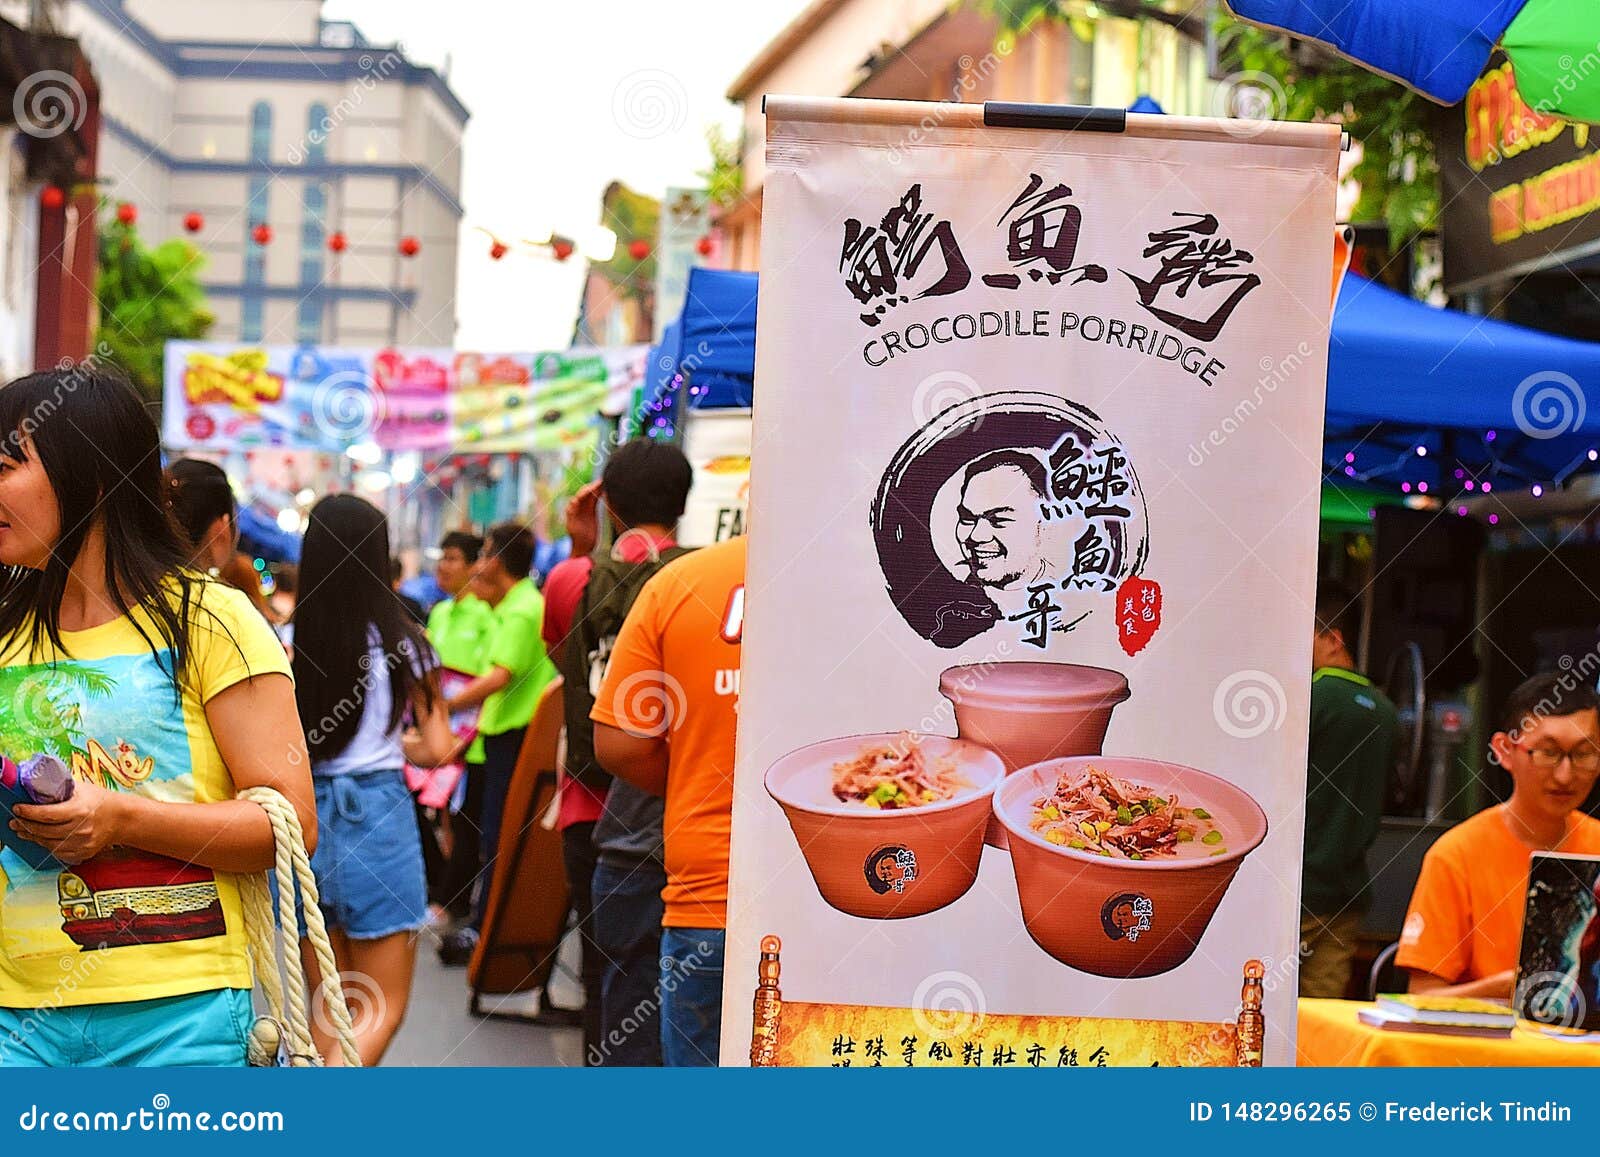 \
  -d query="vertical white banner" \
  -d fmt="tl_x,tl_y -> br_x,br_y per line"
725,98 -> 1341,1067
